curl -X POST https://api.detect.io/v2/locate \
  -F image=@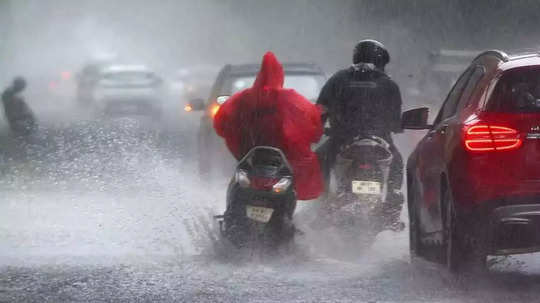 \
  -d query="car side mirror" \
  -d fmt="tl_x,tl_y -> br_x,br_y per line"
402,107 -> 431,130
185,98 -> 205,112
